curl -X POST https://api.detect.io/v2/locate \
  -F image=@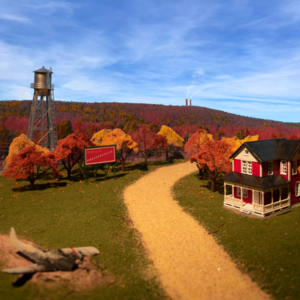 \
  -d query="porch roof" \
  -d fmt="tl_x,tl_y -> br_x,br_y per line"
222,172 -> 290,189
